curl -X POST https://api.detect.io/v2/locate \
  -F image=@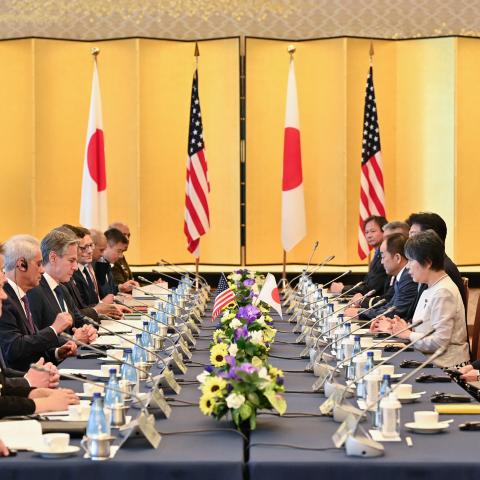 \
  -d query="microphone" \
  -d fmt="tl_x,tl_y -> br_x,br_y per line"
138,276 -> 191,299
31,362 -> 150,414
83,317 -> 170,369
289,254 -> 335,286
60,332 -> 154,384
295,271 -> 354,306
344,345 -> 448,457
159,259 -> 210,291
151,269 -> 198,292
